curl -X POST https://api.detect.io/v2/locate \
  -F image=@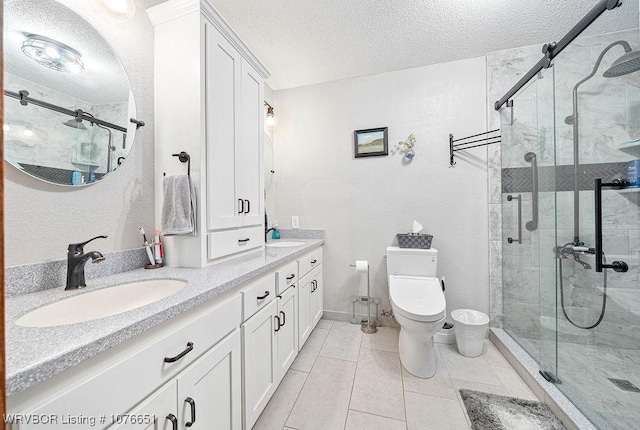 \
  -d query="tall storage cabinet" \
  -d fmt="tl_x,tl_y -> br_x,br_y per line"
149,0 -> 269,268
